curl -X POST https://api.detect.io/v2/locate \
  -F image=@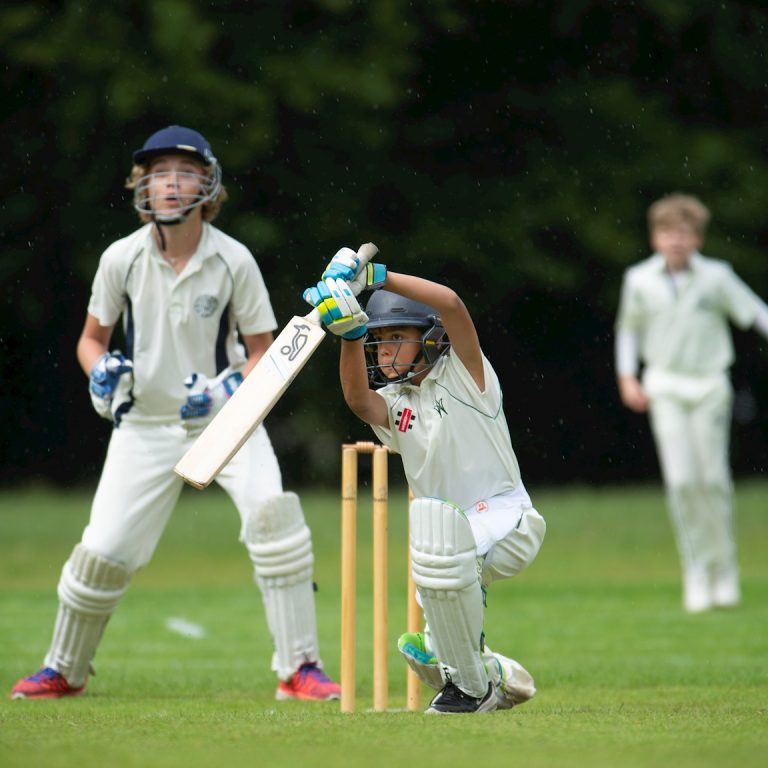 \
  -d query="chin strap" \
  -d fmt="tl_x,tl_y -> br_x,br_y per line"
152,214 -> 187,252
